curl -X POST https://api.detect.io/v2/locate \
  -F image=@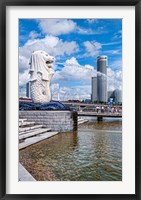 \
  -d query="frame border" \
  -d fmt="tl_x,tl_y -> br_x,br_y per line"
0,0 -> 141,199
